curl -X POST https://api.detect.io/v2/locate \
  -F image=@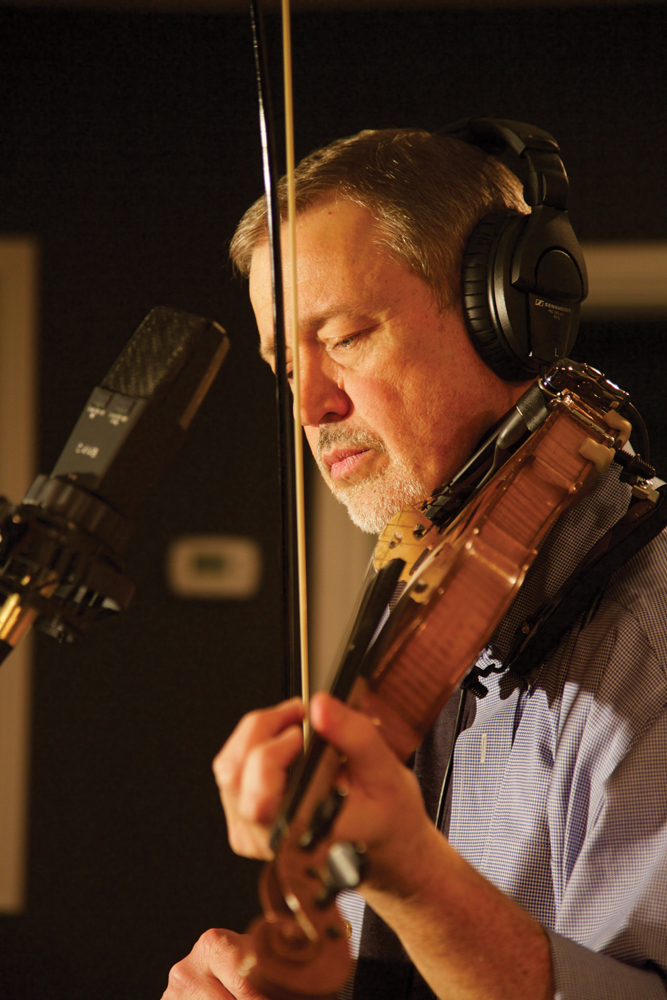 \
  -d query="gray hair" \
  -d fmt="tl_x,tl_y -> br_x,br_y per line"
229,127 -> 528,311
